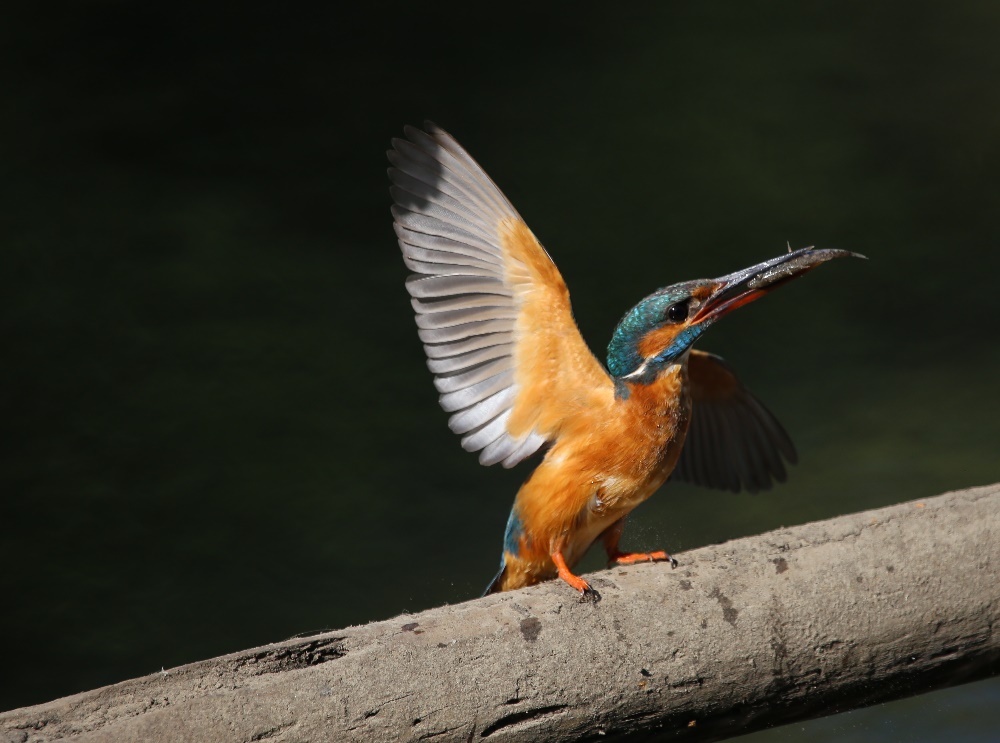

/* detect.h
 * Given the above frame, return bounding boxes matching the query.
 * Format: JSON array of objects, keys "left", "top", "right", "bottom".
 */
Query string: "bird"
[{"left": 387, "top": 123, "right": 861, "bottom": 599}]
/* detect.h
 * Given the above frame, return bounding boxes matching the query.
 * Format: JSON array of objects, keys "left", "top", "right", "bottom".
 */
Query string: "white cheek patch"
[
  {"left": 621, "top": 348, "right": 689, "bottom": 382},
  {"left": 622, "top": 360, "right": 650, "bottom": 380}
]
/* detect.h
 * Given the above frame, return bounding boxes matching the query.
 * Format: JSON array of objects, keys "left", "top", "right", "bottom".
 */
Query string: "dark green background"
[{"left": 2, "top": 2, "right": 998, "bottom": 739}]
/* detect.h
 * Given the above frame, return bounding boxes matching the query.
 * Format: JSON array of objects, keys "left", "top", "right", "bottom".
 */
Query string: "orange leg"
[
  {"left": 601, "top": 518, "right": 678, "bottom": 569},
  {"left": 551, "top": 550, "right": 600, "bottom": 602}
]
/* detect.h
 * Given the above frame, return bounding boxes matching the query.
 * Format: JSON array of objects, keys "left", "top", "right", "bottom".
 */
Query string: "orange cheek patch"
[{"left": 637, "top": 325, "right": 682, "bottom": 359}]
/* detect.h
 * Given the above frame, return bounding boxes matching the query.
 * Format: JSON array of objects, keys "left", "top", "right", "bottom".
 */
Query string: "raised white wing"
[{"left": 389, "top": 123, "right": 611, "bottom": 467}]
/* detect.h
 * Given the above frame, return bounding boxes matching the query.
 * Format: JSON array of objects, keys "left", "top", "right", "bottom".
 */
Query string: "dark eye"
[{"left": 666, "top": 300, "right": 689, "bottom": 323}]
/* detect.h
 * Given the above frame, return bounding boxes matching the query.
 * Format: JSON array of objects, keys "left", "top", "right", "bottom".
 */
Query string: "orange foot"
[
  {"left": 552, "top": 550, "right": 601, "bottom": 603},
  {"left": 609, "top": 550, "right": 679, "bottom": 569}
]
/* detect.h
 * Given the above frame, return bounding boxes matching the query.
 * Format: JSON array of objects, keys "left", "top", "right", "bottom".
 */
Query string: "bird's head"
[{"left": 606, "top": 247, "right": 862, "bottom": 383}]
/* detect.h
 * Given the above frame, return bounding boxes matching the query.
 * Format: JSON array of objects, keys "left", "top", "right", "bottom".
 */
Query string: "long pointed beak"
[{"left": 690, "top": 247, "right": 865, "bottom": 325}]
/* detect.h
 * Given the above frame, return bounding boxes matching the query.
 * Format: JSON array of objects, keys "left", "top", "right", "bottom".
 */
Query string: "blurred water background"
[{"left": 2, "top": 2, "right": 999, "bottom": 739}]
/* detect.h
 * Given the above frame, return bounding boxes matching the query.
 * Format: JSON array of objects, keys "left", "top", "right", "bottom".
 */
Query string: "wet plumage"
[{"left": 388, "top": 123, "right": 861, "bottom": 597}]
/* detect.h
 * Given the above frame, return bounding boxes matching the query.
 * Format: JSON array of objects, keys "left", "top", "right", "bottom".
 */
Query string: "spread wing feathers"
[
  {"left": 389, "top": 123, "right": 611, "bottom": 468},
  {"left": 672, "top": 350, "right": 798, "bottom": 493}
]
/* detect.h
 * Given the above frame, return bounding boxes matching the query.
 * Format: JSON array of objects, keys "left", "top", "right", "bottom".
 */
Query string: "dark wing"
[
  {"left": 388, "top": 123, "right": 612, "bottom": 468},
  {"left": 672, "top": 350, "right": 798, "bottom": 493}
]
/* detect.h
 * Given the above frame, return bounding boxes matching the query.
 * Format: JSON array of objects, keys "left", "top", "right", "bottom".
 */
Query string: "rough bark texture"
[{"left": 3, "top": 484, "right": 999, "bottom": 743}]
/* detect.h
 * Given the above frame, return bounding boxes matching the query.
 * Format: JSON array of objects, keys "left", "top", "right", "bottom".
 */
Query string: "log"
[{"left": 3, "top": 484, "right": 999, "bottom": 743}]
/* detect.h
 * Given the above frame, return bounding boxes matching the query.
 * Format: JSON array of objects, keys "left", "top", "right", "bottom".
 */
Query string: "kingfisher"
[{"left": 388, "top": 123, "right": 861, "bottom": 599}]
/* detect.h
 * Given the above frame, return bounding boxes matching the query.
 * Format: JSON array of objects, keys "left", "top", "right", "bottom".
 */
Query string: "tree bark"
[{"left": 3, "top": 484, "right": 999, "bottom": 743}]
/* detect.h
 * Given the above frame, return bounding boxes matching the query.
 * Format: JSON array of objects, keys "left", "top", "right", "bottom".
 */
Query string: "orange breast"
[{"left": 503, "top": 363, "right": 692, "bottom": 585}]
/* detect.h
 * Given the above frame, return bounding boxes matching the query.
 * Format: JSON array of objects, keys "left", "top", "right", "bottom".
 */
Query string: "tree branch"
[{"left": 3, "top": 484, "right": 999, "bottom": 743}]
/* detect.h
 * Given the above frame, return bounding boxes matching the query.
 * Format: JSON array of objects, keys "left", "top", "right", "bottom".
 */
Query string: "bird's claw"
[{"left": 580, "top": 585, "right": 602, "bottom": 604}]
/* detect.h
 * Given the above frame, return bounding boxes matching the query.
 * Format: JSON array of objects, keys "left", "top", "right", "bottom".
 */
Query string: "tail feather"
[{"left": 483, "top": 562, "right": 506, "bottom": 596}]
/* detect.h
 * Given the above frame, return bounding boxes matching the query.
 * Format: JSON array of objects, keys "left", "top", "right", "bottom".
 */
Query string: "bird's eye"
[{"left": 666, "top": 300, "right": 690, "bottom": 323}]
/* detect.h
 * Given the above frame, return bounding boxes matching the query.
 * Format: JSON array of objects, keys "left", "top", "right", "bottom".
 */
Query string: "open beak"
[{"left": 690, "top": 247, "right": 865, "bottom": 325}]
